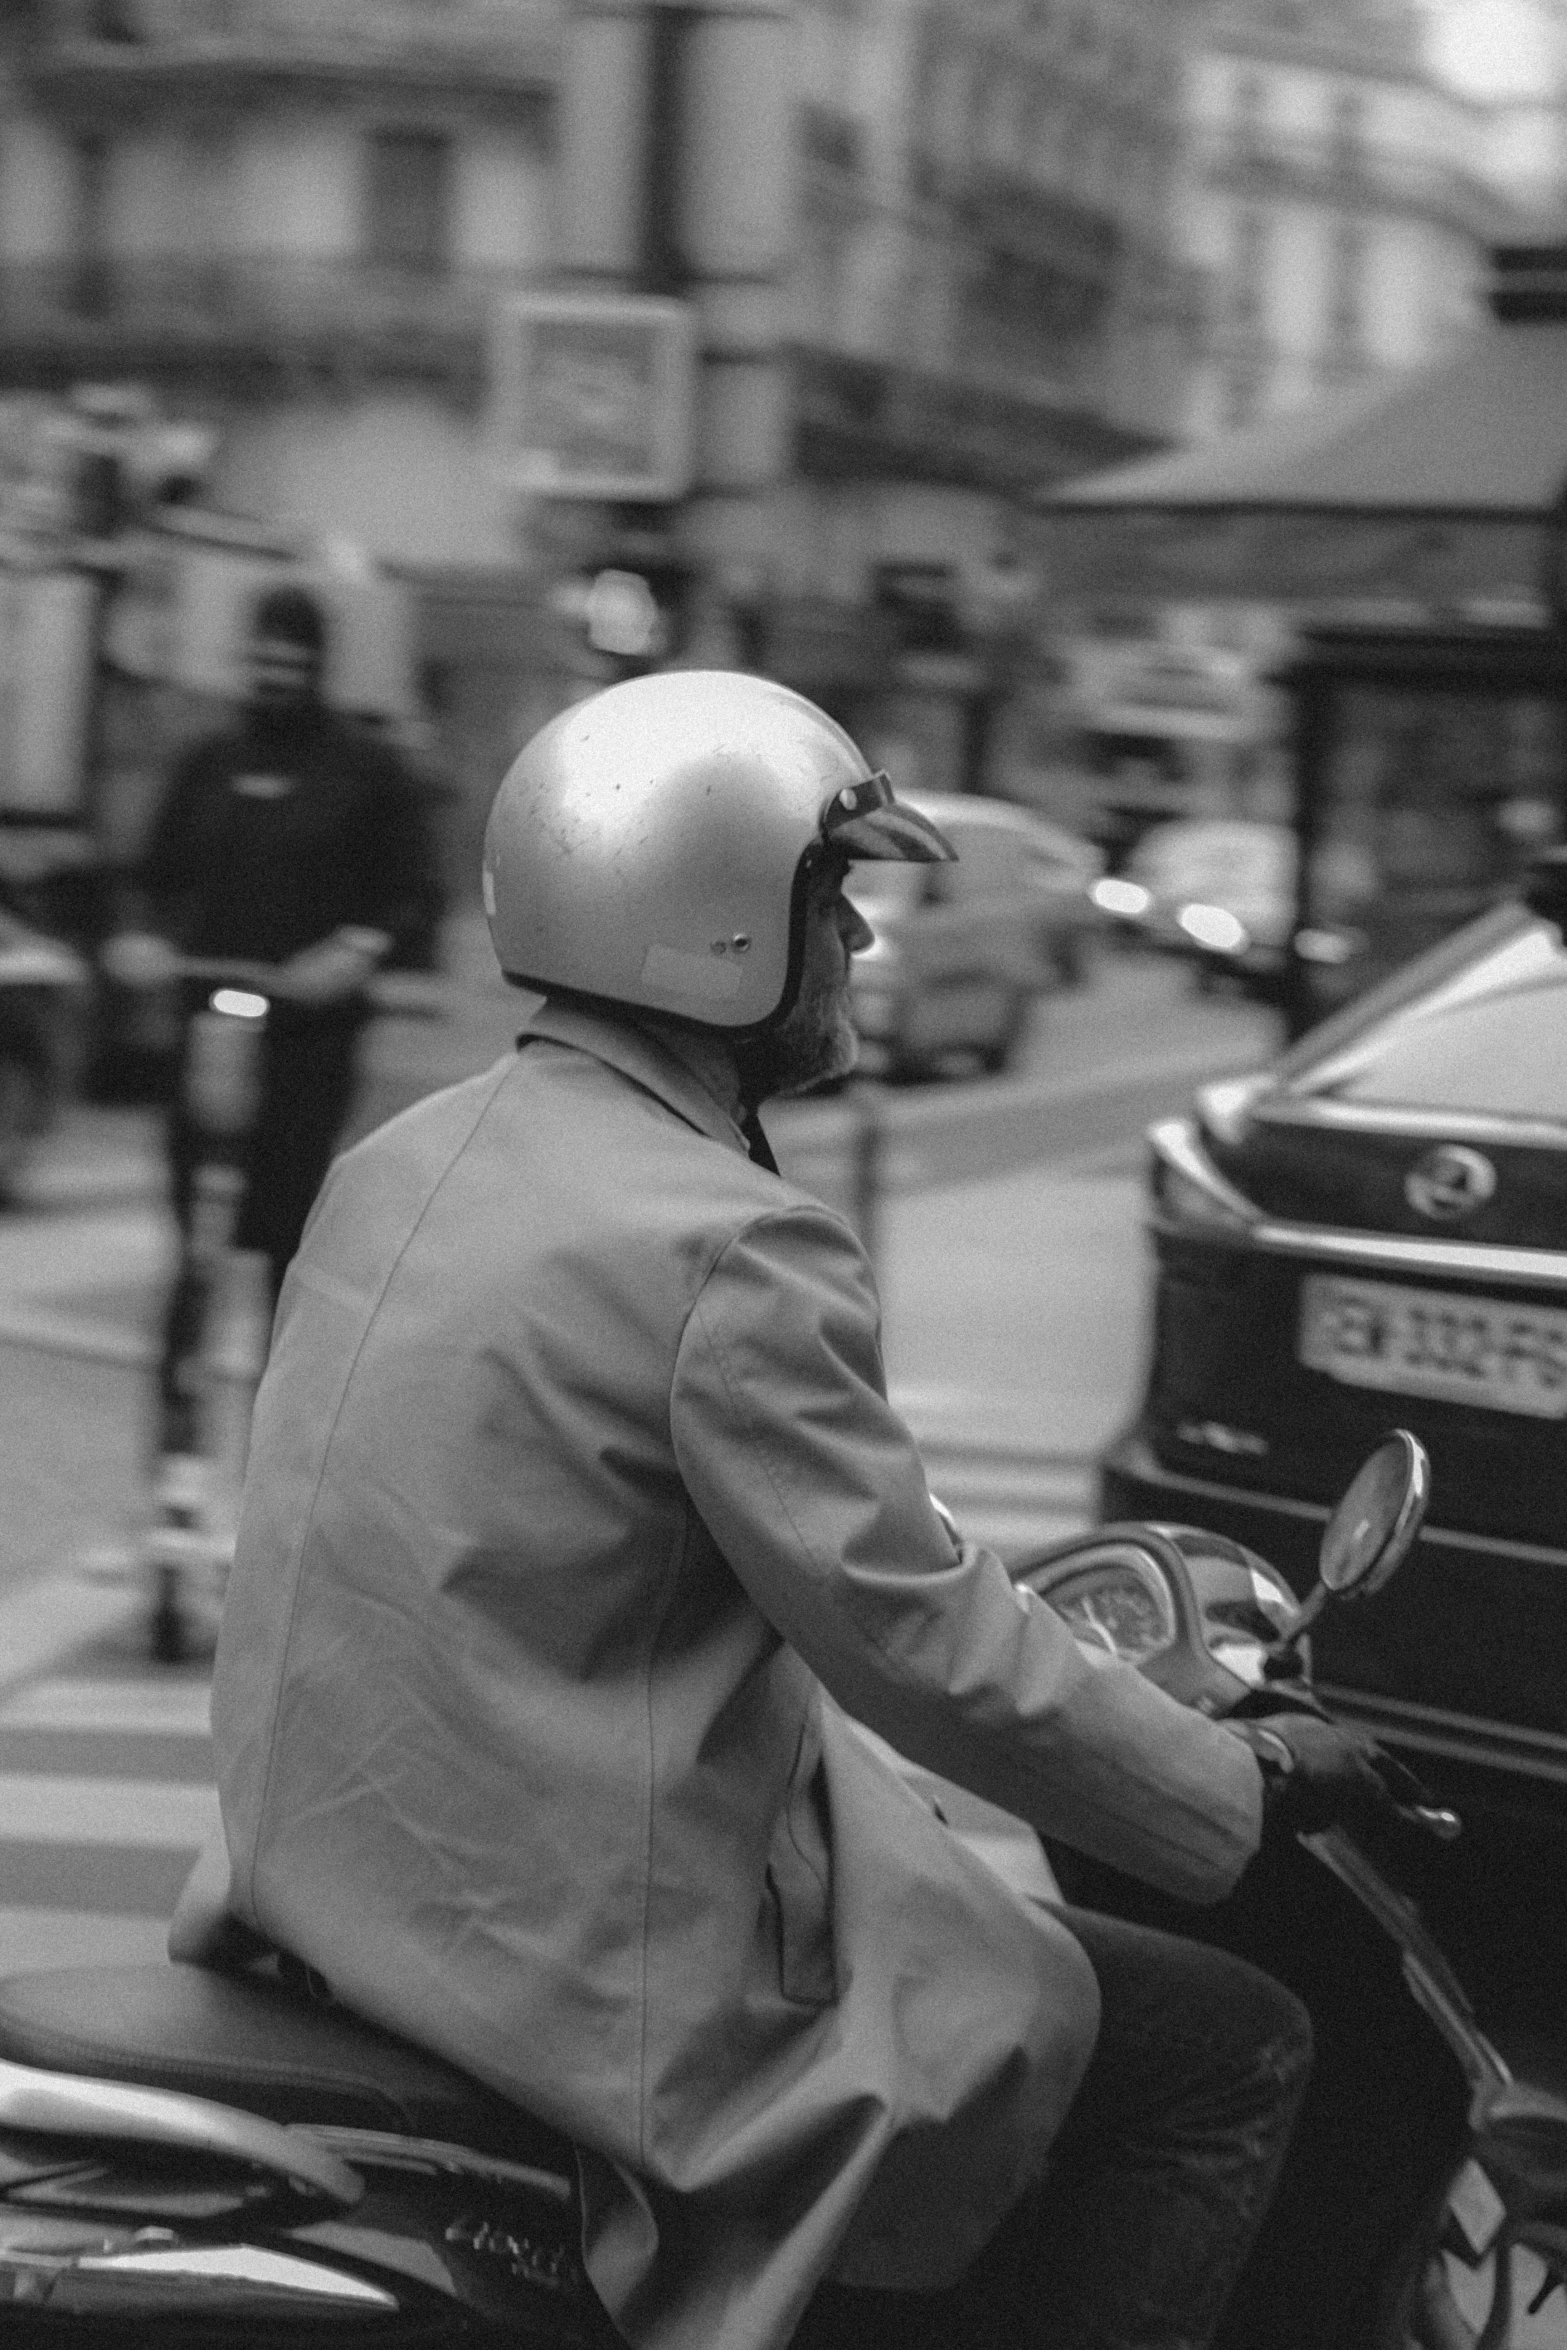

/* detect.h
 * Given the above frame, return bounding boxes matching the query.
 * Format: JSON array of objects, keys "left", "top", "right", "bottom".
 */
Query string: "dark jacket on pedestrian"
[{"left": 140, "top": 702, "right": 442, "bottom": 976}]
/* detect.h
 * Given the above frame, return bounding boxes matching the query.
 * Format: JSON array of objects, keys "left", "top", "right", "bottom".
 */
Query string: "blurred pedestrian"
[{"left": 102, "top": 580, "right": 444, "bottom": 1497}]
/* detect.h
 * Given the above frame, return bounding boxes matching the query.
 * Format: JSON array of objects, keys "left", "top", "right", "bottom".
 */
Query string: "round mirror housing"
[{"left": 1318, "top": 1431, "right": 1429, "bottom": 1598}]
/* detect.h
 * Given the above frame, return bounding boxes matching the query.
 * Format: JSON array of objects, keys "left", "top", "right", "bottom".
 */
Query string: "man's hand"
[
  {"left": 275, "top": 929, "right": 389, "bottom": 1007},
  {"left": 1227, "top": 1713, "right": 1405, "bottom": 1840},
  {"left": 100, "top": 931, "right": 180, "bottom": 989}
]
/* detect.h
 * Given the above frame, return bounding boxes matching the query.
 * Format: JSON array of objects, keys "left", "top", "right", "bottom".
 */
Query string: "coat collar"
[{"left": 519, "top": 998, "right": 752, "bottom": 1161}]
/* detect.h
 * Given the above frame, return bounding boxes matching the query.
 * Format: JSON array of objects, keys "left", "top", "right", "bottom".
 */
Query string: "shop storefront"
[{"left": 1281, "top": 617, "right": 1567, "bottom": 1036}]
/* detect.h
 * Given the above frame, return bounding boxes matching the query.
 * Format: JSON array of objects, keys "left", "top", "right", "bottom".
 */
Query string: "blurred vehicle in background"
[
  {"left": 1055, "top": 634, "right": 1288, "bottom": 871},
  {"left": 845, "top": 793, "right": 1104, "bottom": 1079},
  {"left": 1099, "top": 849, "right": 1567, "bottom": 1868},
  {"left": 0, "top": 902, "right": 90, "bottom": 1200},
  {"left": 1094, "top": 816, "right": 1310, "bottom": 1002}
]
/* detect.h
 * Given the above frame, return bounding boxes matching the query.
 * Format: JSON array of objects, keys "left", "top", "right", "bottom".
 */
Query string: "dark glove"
[{"left": 1229, "top": 1712, "right": 1403, "bottom": 1840}]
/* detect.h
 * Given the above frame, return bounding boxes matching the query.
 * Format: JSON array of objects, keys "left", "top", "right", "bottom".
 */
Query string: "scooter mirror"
[
  {"left": 1317, "top": 1430, "right": 1429, "bottom": 1598},
  {"left": 1263, "top": 1432, "right": 1430, "bottom": 1675}
]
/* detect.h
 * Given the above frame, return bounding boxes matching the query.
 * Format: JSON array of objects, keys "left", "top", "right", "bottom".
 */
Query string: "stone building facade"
[
  {"left": 1178, "top": 0, "right": 1551, "bottom": 439},
  {"left": 0, "top": 0, "right": 1559, "bottom": 864}
]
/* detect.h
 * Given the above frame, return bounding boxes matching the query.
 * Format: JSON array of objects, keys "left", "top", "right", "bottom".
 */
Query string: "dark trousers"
[
  {"left": 793, "top": 1904, "right": 1312, "bottom": 2350},
  {"left": 1049, "top": 1840, "right": 1471, "bottom": 2350},
  {"left": 157, "top": 1010, "right": 359, "bottom": 1458}
]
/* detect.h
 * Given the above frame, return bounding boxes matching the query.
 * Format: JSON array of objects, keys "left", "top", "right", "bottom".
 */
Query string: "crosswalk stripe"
[
  {"left": 3, "top": 1842, "right": 202, "bottom": 1919},
  {"left": 0, "top": 1909, "right": 175, "bottom": 1970},
  {"left": 0, "top": 1727, "right": 215, "bottom": 1782},
  {"left": 0, "top": 1773, "right": 219, "bottom": 1847},
  {"left": 0, "top": 1676, "right": 212, "bottom": 1735},
  {"left": 0, "top": 1671, "right": 217, "bottom": 1969}
]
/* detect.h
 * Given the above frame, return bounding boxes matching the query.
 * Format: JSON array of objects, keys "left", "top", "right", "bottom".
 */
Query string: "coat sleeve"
[{"left": 670, "top": 1203, "right": 1262, "bottom": 1905}]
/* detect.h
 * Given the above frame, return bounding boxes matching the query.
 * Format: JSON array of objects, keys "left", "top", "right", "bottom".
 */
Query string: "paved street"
[
  {"left": 0, "top": 1649, "right": 215, "bottom": 1971},
  {"left": 0, "top": 934, "right": 1278, "bottom": 1969}
]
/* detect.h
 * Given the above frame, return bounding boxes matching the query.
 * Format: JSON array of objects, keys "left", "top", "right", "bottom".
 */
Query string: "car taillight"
[{"left": 1149, "top": 1117, "right": 1260, "bottom": 1238}]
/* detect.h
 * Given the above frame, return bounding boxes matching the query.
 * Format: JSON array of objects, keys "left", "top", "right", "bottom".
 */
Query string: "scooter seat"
[{"left": 0, "top": 1963, "right": 576, "bottom": 2177}]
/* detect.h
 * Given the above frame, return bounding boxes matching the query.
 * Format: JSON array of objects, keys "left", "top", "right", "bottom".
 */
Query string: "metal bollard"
[{"left": 204, "top": 1245, "right": 273, "bottom": 1495}]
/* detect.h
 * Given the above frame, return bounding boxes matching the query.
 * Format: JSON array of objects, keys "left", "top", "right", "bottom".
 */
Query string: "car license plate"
[{"left": 1299, "top": 1274, "right": 1567, "bottom": 1419}]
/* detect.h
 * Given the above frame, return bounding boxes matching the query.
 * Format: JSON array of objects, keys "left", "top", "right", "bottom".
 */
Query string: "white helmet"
[{"left": 483, "top": 670, "right": 954, "bottom": 1033}]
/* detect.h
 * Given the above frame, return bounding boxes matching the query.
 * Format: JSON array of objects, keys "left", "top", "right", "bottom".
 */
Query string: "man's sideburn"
[{"left": 739, "top": 887, "right": 863, "bottom": 1102}]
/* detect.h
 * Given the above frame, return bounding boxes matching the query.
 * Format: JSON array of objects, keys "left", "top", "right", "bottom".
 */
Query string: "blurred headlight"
[
  {"left": 1091, "top": 876, "right": 1152, "bottom": 919},
  {"left": 1196, "top": 1072, "right": 1272, "bottom": 1148},
  {"left": 1176, "top": 902, "right": 1249, "bottom": 955},
  {"left": 1292, "top": 925, "right": 1365, "bottom": 966},
  {"left": 1149, "top": 1117, "right": 1259, "bottom": 1237}
]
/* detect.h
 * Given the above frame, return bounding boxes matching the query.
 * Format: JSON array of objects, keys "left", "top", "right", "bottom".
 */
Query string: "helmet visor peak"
[{"left": 818, "top": 772, "right": 956, "bottom": 864}]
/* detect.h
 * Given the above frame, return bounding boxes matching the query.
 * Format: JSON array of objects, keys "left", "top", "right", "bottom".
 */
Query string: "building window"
[
  {"left": 70, "top": 131, "right": 111, "bottom": 316},
  {"left": 801, "top": 101, "right": 863, "bottom": 175},
  {"left": 364, "top": 129, "right": 453, "bottom": 272},
  {"left": 1327, "top": 214, "right": 1365, "bottom": 367},
  {"left": 1329, "top": 85, "right": 1365, "bottom": 184},
  {"left": 1023, "top": 82, "right": 1056, "bottom": 172},
  {"left": 1231, "top": 206, "right": 1266, "bottom": 328},
  {"left": 1226, "top": 352, "right": 1266, "bottom": 428},
  {"left": 86, "top": 0, "right": 142, "bottom": 35},
  {"left": 1233, "top": 70, "right": 1265, "bottom": 165}
]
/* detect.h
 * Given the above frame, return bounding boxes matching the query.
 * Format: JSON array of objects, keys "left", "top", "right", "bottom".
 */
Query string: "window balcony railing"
[
  {"left": 23, "top": 0, "right": 556, "bottom": 104},
  {"left": 0, "top": 255, "right": 1161, "bottom": 491},
  {"left": 788, "top": 341, "right": 1156, "bottom": 493},
  {"left": 799, "top": 101, "right": 865, "bottom": 177},
  {"left": 43, "top": 0, "right": 554, "bottom": 44},
  {"left": 0, "top": 253, "right": 541, "bottom": 396},
  {"left": 1198, "top": 125, "right": 1511, "bottom": 241}
]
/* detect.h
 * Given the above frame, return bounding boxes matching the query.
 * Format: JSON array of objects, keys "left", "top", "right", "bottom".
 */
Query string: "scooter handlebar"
[{"left": 1367, "top": 1743, "right": 1463, "bottom": 1842}]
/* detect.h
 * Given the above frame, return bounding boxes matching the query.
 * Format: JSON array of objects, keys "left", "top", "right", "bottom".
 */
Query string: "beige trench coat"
[{"left": 209, "top": 1001, "right": 1263, "bottom": 2350}]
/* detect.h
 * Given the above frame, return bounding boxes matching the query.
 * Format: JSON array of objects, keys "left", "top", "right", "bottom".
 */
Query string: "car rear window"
[{"left": 1281, "top": 904, "right": 1567, "bottom": 1122}]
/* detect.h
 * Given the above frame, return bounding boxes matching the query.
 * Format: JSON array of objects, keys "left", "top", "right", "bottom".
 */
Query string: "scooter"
[
  {"left": 1018, "top": 1434, "right": 1567, "bottom": 2350},
  {"left": 0, "top": 1437, "right": 1562, "bottom": 2346}
]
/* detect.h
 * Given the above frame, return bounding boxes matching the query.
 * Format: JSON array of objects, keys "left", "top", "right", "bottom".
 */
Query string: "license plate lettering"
[
  {"left": 1324, "top": 1295, "right": 1386, "bottom": 1360},
  {"left": 1300, "top": 1276, "right": 1567, "bottom": 1419},
  {"left": 1536, "top": 1320, "right": 1567, "bottom": 1390},
  {"left": 1406, "top": 1307, "right": 1495, "bottom": 1383}
]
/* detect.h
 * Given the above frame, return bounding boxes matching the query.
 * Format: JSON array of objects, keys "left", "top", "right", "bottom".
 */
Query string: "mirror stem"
[{"left": 1265, "top": 1578, "right": 1328, "bottom": 1670}]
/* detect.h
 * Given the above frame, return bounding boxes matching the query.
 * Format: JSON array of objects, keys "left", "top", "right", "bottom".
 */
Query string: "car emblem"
[{"left": 1404, "top": 1145, "right": 1497, "bottom": 1221}]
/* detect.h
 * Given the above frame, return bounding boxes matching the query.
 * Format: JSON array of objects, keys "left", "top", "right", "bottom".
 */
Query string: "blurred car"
[
  {"left": 1096, "top": 817, "right": 1303, "bottom": 1000},
  {"left": 1098, "top": 850, "right": 1567, "bottom": 1839},
  {"left": 845, "top": 794, "right": 1104, "bottom": 1079}
]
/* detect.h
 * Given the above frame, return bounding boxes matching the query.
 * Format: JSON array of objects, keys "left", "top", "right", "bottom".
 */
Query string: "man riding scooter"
[{"left": 194, "top": 672, "right": 1407, "bottom": 2350}]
